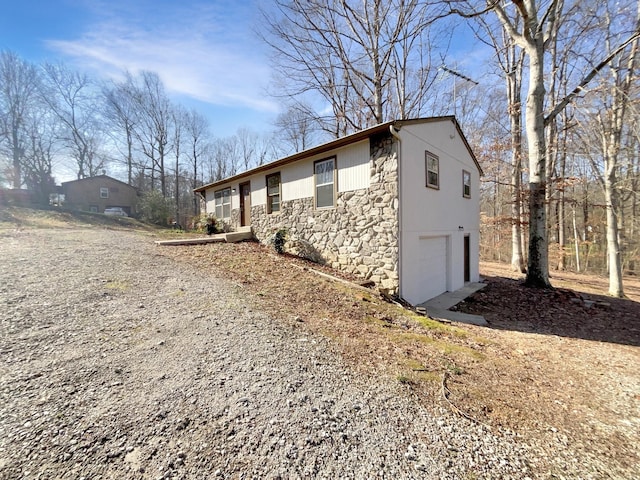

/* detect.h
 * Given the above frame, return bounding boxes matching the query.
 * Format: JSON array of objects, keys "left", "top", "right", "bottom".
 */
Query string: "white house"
[{"left": 194, "top": 116, "right": 482, "bottom": 305}]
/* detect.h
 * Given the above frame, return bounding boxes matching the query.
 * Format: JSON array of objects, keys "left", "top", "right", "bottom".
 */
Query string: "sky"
[
  {"left": 0, "top": 0, "right": 490, "bottom": 184},
  {"left": 0, "top": 0, "right": 279, "bottom": 137}
]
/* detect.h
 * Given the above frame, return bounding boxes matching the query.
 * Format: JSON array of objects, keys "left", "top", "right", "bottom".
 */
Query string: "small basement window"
[
  {"left": 425, "top": 152, "right": 439, "bottom": 189},
  {"left": 463, "top": 170, "right": 471, "bottom": 198},
  {"left": 214, "top": 188, "right": 231, "bottom": 219},
  {"left": 266, "top": 172, "right": 281, "bottom": 214},
  {"left": 100, "top": 187, "right": 109, "bottom": 198}
]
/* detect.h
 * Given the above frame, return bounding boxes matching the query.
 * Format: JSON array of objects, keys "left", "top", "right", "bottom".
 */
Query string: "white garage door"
[{"left": 417, "top": 236, "right": 448, "bottom": 302}]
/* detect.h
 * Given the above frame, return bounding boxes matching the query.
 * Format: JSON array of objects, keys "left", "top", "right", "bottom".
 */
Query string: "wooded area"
[{"left": 1, "top": 0, "right": 639, "bottom": 297}]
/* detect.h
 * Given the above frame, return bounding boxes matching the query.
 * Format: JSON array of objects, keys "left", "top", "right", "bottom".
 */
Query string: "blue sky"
[
  {"left": 0, "top": 0, "right": 489, "bottom": 141},
  {"left": 0, "top": 0, "right": 278, "bottom": 137}
]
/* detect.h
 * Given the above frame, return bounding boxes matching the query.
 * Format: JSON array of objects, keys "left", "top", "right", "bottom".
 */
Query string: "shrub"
[
  {"left": 138, "top": 190, "right": 172, "bottom": 225},
  {"left": 270, "top": 228, "right": 288, "bottom": 254}
]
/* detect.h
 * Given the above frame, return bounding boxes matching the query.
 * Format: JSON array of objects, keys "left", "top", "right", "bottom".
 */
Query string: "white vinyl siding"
[
  {"left": 399, "top": 119, "right": 481, "bottom": 303},
  {"left": 337, "top": 140, "right": 369, "bottom": 192},
  {"left": 282, "top": 160, "right": 314, "bottom": 201}
]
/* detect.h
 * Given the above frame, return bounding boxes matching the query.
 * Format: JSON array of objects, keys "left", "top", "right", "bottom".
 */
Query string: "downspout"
[{"left": 389, "top": 124, "right": 402, "bottom": 298}]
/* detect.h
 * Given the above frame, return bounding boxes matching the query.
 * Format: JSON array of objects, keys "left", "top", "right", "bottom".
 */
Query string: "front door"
[
  {"left": 240, "top": 182, "right": 251, "bottom": 227},
  {"left": 464, "top": 235, "right": 470, "bottom": 282}
]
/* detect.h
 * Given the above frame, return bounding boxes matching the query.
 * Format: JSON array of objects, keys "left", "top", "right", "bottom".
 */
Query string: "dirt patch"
[
  {"left": 451, "top": 263, "right": 640, "bottom": 474},
  {"left": 159, "top": 242, "right": 640, "bottom": 478}
]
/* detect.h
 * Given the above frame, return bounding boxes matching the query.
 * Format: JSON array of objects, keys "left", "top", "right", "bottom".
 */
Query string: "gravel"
[{"left": 1, "top": 228, "right": 543, "bottom": 479}]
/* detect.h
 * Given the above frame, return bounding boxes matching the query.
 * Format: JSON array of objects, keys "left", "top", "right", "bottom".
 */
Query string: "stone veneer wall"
[{"left": 251, "top": 133, "right": 399, "bottom": 292}]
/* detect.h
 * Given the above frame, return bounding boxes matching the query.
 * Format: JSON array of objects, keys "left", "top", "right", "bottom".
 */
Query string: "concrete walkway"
[
  {"left": 418, "top": 282, "right": 488, "bottom": 326},
  {"left": 154, "top": 227, "right": 253, "bottom": 246}
]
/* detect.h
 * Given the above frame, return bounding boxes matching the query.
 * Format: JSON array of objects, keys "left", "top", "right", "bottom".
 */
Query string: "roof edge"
[
  {"left": 61, "top": 174, "right": 135, "bottom": 189},
  {"left": 194, "top": 116, "right": 483, "bottom": 192},
  {"left": 194, "top": 121, "right": 395, "bottom": 193}
]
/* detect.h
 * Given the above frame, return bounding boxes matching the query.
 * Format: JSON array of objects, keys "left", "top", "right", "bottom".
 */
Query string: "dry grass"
[{"left": 159, "top": 241, "right": 639, "bottom": 477}]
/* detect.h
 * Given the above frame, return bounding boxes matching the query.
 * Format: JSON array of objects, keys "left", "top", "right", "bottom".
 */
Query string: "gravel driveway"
[{"left": 1, "top": 228, "right": 537, "bottom": 479}]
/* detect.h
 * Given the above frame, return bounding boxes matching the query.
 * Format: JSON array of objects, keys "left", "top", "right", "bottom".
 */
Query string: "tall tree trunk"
[
  {"left": 507, "top": 65, "right": 526, "bottom": 272},
  {"left": 599, "top": 0, "right": 638, "bottom": 296},
  {"left": 604, "top": 162, "right": 624, "bottom": 296},
  {"left": 572, "top": 204, "right": 580, "bottom": 272},
  {"left": 11, "top": 127, "right": 21, "bottom": 188},
  {"left": 556, "top": 122, "right": 568, "bottom": 270},
  {"left": 525, "top": 40, "right": 551, "bottom": 287},
  {"left": 126, "top": 130, "right": 133, "bottom": 185}
]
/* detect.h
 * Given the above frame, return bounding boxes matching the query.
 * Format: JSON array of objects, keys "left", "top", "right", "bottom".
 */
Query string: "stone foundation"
[{"left": 250, "top": 134, "right": 399, "bottom": 293}]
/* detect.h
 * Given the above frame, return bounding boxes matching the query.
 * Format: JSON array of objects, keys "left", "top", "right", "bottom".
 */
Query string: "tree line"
[
  {"left": 2, "top": 0, "right": 639, "bottom": 298},
  {"left": 0, "top": 57, "right": 303, "bottom": 224}
]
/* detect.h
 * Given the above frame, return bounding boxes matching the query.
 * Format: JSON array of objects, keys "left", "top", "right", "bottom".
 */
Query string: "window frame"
[
  {"left": 100, "top": 187, "right": 109, "bottom": 198},
  {"left": 266, "top": 172, "right": 281, "bottom": 214},
  {"left": 314, "top": 156, "right": 336, "bottom": 209},
  {"left": 425, "top": 151, "right": 439, "bottom": 189},
  {"left": 214, "top": 187, "right": 231, "bottom": 219},
  {"left": 462, "top": 170, "right": 471, "bottom": 198}
]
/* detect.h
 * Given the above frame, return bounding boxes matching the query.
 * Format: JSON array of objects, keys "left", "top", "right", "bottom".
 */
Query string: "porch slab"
[{"left": 417, "top": 282, "right": 488, "bottom": 326}]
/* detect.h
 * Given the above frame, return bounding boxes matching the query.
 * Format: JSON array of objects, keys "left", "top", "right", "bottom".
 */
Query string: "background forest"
[{"left": 1, "top": 0, "right": 639, "bottom": 295}]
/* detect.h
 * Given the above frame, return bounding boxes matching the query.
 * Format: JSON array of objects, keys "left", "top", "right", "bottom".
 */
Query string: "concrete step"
[
  {"left": 224, "top": 231, "right": 253, "bottom": 243},
  {"left": 425, "top": 308, "right": 488, "bottom": 326},
  {"left": 155, "top": 235, "right": 226, "bottom": 246}
]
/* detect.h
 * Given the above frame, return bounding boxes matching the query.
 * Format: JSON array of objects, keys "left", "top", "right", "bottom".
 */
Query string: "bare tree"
[
  {"left": 0, "top": 51, "right": 40, "bottom": 188},
  {"left": 171, "top": 105, "right": 186, "bottom": 223},
  {"left": 103, "top": 75, "right": 139, "bottom": 185},
  {"left": 41, "top": 62, "right": 105, "bottom": 179},
  {"left": 449, "top": 0, "right": 640, "bottom": 289},
  {"left": 237, "top": 127, "right": 258, "bottom": 171},
  {"left": 489, "top": 0, "right": 563, "bottom": 288},
  {"left": 183, "top": 108, "right": 211, "bottom": 215},
  {"left": 469, "top": 13, "right": 527, "bottom": 272},
  {"left": 574, "top": 0, "right": 639, "bottom": 297},
  {"left": 21, "top": 106, "right": 59, "bottom": 203},
  {"left": 130, "top": 72, "right": 174, "bottom": 196},
  {"left": 261, "top": 0, "right": 446, "bottom": 136},
  {"left": 273, "top": 102, "right": 319, "bottom": 154},
  {"left": 256, "top": 133, "right": 279, "bottom": 166}
]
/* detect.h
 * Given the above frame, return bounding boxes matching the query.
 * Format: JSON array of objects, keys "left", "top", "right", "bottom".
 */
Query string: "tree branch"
[{"left": 545, "top": 27, "right": 640, "bottom": 125}]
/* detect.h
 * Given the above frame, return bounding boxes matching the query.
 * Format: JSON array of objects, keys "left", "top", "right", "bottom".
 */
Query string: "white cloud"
[{"left": 46, "top": 1, "right": 278, "bottom": 113}]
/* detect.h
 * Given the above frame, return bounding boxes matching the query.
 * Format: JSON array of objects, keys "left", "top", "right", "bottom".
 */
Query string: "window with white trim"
[
  {"left": 463, "top": 170, "right": 471, "bottom": 198},
  {"left": 100, "top": 187, "right": 109, "bottom": 198},
  {"left": 425, "top": 151, "right": 439, "bottom": 189},
  {"left": 266, "top": 172, "right": 281, "bottom": 214},
  {"left": 315, "top": 157, "right": 335, "bottom": 208},
  {"left": 214, "top": 188, "right": 231, "bottom": 219}
]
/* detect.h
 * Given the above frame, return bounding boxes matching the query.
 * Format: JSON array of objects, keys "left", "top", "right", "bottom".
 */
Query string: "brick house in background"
[
  {"left": 195, "top": 116, "right": 483, "bottom": 305},
  {"left": 62, "top": 175, "right": 138, "bottom": 216}
]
